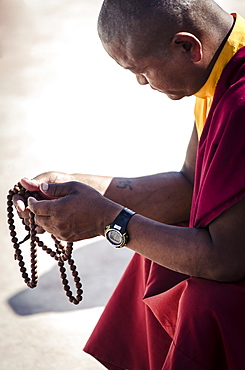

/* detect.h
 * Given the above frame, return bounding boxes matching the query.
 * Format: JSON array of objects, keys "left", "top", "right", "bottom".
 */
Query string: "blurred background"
[{"left": 0, "top": 0, "right": 244, "bottom": 369}]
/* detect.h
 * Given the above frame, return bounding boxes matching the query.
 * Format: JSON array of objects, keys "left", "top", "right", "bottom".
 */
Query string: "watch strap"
[
  {"left": 105, "top": 208, "right": 136, "bottom": 247},
  {"left": 111, "top": 208, "right": 135, "bottom": 234}
]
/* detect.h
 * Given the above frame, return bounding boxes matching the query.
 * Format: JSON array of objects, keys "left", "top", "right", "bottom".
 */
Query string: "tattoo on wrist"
[{"left": 116, "top": 180, "right": 133, "bottom": 190}]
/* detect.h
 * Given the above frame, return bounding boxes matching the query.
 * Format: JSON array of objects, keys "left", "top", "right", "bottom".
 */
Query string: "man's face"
[{"left": 104, "top": 41, "right": 198, "bottom": 100}]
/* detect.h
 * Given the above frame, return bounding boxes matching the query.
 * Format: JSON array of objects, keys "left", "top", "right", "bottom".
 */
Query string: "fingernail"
[
  {"left": 41, "top": 183, "right": 49, "bottom": 192},
  {"left": 27, "top": 197, "right": 37, "bottom": 207},
  {"left": 16, "top": 200, "right": 25, "bottom": 212}
]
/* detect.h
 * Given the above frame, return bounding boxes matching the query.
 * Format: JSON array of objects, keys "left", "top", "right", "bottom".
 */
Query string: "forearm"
[
  {"left": 18, "top": 170, "right": 192, "bottom": 228},
  {"left": 126, "top": 214, "right": 219, "bottom": 281},
  {"left": 72, "top": 171, "right": 193, "bottom": 225},
  {"left": 106, "top": 172, "right": 193, "bottom": 224}
]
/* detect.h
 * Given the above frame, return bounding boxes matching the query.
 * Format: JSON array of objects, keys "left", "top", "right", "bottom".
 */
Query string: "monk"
[{"left": 14, "top": 0, "right": 245, "bottom": 368}]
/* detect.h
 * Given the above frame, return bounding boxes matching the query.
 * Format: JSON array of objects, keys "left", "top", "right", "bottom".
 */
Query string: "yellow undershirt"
[{"left": 194, "top": 14, "right": 245, "bottom": 138}]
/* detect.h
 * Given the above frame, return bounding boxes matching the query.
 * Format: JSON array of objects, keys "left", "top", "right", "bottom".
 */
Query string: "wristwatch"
[{"left": 104, "top": 208, "right": 136, "bottom": 248}]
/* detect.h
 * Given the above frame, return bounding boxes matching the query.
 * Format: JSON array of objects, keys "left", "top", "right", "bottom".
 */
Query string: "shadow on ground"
[{"left": 8, "top": 238, "right": 133, "bottom": 316}]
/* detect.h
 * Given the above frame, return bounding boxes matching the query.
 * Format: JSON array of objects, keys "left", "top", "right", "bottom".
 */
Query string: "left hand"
[
  {"left": 13, "top": 172, "right": 74, "bottom": 233},
  {"left": 28, "top": 181, "right": 122, "bottom": 242}
]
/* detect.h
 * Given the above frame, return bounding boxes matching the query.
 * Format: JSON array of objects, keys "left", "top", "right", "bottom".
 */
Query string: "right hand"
[{"left": 13, "top": 171, "right": 74, "bottom": 233}]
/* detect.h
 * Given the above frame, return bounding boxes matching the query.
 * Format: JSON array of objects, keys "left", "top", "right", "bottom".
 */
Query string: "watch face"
[{"left": 107, "top": 229, "right": 123, "bottom": 246}]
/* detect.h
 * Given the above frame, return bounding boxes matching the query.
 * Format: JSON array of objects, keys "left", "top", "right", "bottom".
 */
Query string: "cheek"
[
  {"left": 149, "top": 72, "right": 168, "bottom": 90},
  {"left": 156, "top": 70, "right": 182, "bottom": 89}
]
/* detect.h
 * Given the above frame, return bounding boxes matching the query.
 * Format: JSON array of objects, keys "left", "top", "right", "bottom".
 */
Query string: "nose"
[{"left": 136, "top": 74, "right": 149, "bottom": 85}]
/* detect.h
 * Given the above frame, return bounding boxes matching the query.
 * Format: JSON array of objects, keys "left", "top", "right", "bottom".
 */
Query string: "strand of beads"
[
  {"left": 7, "top": 184, "right": 83, "bottom": 304},
  {"left": 7, "top": 186, "right": 38, "bottom": 288}
]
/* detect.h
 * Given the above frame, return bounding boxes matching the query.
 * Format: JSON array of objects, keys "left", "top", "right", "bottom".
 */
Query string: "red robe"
[{"left": 84, "top": 47, "right": 245, "bottom": 369}]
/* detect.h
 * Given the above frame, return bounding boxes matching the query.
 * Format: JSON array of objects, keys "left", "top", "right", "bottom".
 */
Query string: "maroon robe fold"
[
  {"left": 190, "top": 46, "right": 245, "bottom": 228},
  {"left": 84, "top": 47, "right": 245, "bottom": 369}
]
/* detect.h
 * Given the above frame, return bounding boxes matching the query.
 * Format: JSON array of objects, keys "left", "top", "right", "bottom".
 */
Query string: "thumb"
[{"left": 40, "top": 182, "right": 74, "bottom": 198}]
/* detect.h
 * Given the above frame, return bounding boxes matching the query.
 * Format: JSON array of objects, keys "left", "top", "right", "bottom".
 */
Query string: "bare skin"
[{"left": 13, "top": 6, "right": 245, "bottom": 283}]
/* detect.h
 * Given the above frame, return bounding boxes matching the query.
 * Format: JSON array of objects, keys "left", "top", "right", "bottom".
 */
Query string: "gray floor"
[{"left": 1, "top": 1, "right": 244, "bottom": 369}]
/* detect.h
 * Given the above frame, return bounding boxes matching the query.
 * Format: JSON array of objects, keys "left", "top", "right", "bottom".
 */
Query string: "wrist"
[{"left": 100, "top": 201, "right": 124, "bottom": 236}]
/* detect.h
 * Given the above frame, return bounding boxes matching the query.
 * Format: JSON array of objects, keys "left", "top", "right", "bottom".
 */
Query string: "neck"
[{"left": 200, "top": 12, "right": 234, "bottom": 89}]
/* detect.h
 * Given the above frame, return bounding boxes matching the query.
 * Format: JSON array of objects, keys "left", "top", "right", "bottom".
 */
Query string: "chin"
[
  {"left": 166, "top": 93, "right": 185, "bottom": 100},
  {"left": 155, "top": 88, "right": 187, "bottom": 100}
]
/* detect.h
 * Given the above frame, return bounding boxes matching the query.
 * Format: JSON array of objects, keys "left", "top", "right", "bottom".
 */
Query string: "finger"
[
  {"left": 17, "top": 210, "right": 31, "bottom": 221},
  {"left": 20, "top": 177, "right": 40, "bottom": 192},
  {"left": 40, "top": 182, "right": 76, "bottom": 198},
  {"left": 12, "top": 194, "right": 26, "bottom": 212},
  {"left": 28, "top": 197, "right": 56, "bottom": 217},
  {"left": 23, "top": 214, "right": 45, "bottom": 234},
  {"left": 35, "top": 225, "right": 45, "bottom": 234}
]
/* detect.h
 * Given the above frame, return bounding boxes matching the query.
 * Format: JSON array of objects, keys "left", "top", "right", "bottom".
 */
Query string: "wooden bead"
[
  {"left": 17, "top": 254, "right": 23, "bottom": 262},
  {"left": 76, "top": 282, "right": 82, "bottom": 289}
]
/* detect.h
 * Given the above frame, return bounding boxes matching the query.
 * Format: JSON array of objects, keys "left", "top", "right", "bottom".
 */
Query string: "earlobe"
[{"left": 172, "top": 32, "right": 203, "bottom": 62}]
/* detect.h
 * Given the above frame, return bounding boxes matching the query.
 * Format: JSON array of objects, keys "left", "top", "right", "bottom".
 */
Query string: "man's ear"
[{"left": 172, "top": 32, "right": 203, "bottom": 62}]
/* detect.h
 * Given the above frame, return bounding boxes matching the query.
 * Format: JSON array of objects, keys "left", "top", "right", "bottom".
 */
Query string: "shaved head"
[{"left": 98, "top": 0, "right": 228, "bottom": 59}]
